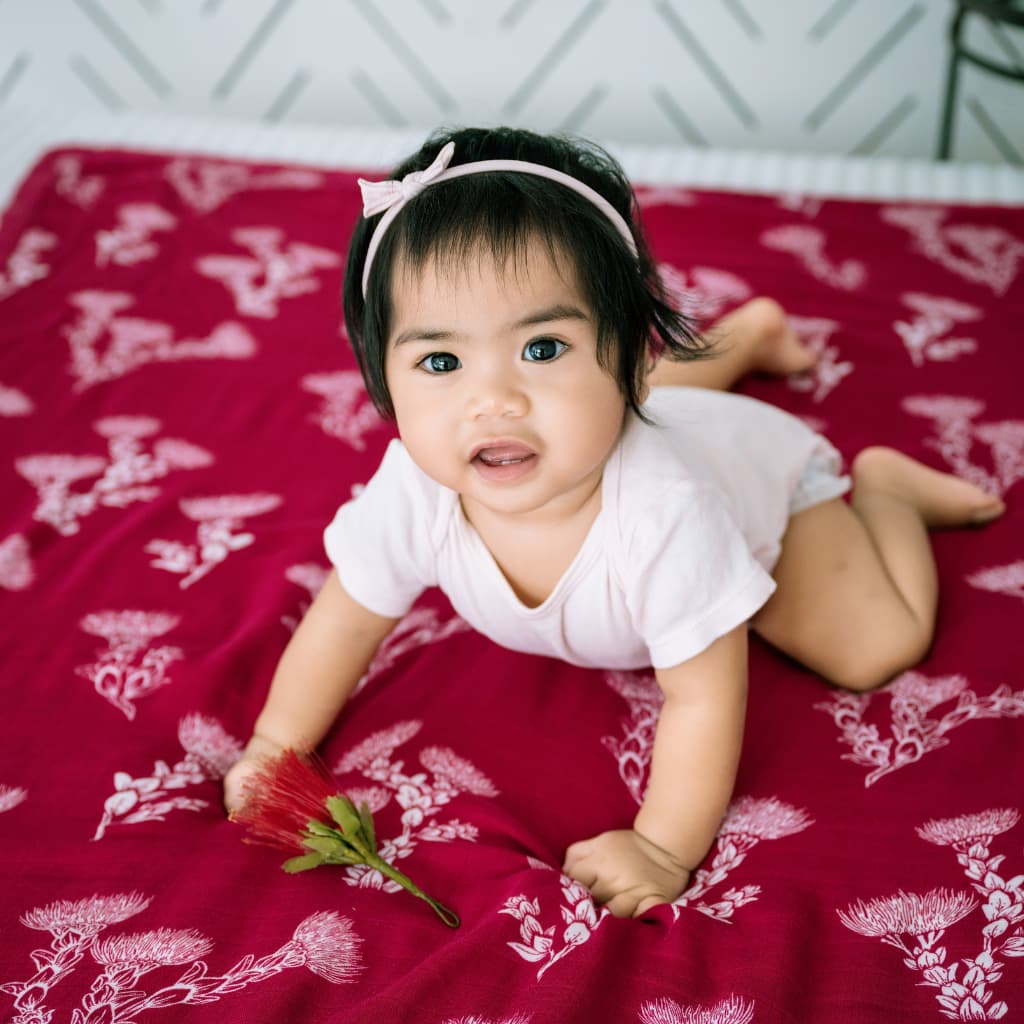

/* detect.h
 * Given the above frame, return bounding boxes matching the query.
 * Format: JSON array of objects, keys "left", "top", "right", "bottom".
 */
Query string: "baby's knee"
[
  {"left": 828, "top": 660, "right": 894, "bottom": 693},
  {"left": 824, "top": 630, "right": 932, "bottom": 693}
]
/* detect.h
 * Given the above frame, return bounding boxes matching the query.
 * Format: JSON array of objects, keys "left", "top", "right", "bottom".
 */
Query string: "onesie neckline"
[{"left": 446, "top": 443, "right": 622, "bottom": 619}]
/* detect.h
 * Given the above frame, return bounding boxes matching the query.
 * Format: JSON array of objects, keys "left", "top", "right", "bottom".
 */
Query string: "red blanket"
[{"left": 1, "top": 147, "right": 1022, "bottom": 1023}]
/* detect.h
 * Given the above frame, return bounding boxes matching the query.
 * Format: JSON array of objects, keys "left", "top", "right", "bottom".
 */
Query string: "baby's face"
[{"left": 384, "top": 236, "right": 627, "bottom": 525}]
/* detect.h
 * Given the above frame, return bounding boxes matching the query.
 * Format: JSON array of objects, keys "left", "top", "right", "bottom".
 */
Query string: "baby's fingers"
[
  {"left": 222, "top": 761, "right": 253, "bottom": 815},
  {"left": 562, "top": 845, "right": 598, "bottom": 889},
  {"left": 562, "top": 839, "right": 594, "bottom": 874},
  {"left": 223, "top": 735, "right": 285, "bottom": 814},
  {"left": 633, "top": 892, "right": 670, "bottom": 918},
  {"left": 604, "top": 885, "right": 669, "bottom": 919},
  {"left": 562, "top": 838, "right": 594, "bottom": 866}
]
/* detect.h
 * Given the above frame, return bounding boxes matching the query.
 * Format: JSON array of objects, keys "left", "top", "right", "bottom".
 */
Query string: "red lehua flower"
[
  {"left": 231, "top": 749, "right": 338, "bottom": 852},
  {"left": 232, "top": 748, "right": 461, "bottom": 927}
]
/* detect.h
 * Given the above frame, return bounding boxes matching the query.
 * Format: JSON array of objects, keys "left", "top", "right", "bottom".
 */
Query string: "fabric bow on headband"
[
  {"left": 357, "top": 141, "right": 456, "bottom": 218},
  {"left": 356, "top": 140, "right": 639, "bottom": 296}
]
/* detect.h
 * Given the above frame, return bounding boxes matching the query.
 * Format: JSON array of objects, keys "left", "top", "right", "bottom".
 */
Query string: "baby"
[{"left": 224, "top": 126, "right": 1004, "bottom": 918}]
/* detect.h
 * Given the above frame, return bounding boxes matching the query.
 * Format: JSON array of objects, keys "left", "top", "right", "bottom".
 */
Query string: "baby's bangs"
[{"left": 388, "top": 175, "right": 587, "bottom": 287}]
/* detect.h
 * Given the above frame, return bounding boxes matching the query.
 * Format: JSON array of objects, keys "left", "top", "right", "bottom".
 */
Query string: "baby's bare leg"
[
  {"left": 648, "top": 297, "right": 816, "bottom": 391},
  {"left": 752, "top": 447, "right": 1005, "bottom": 691}
]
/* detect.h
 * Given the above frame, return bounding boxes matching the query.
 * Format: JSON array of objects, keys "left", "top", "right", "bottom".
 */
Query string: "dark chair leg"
[{"left": 937, "top": 7, "right": 967, "bottom": 160}]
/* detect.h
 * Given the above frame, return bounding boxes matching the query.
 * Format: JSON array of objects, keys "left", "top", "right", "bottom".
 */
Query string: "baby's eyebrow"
[
  {"left": 513, "top": 304, "right": 590, "bottom": 329},
  {"left": 391, "top": 304, "right": 589, "bottom": 348},
  {"left": 392, "top": 327, "right": 454, "bottom": 347}
]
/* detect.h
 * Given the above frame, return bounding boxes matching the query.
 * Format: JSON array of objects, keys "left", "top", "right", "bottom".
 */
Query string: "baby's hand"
[
  {"left": 562, "top": 829, "right": 692, "bottom": 918},
  {"left": 222, "top": 734, "right": 284, "bottom": 815}
]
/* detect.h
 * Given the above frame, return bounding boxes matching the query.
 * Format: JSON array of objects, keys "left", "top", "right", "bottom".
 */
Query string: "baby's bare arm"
[
  {"left": 635, "top": 624, "right": 748, "bottom": 871},
  {"left": 563, "top": 625, "right": 748, "bottom": 917},
  {"left": 223, "top": 569, "right": 400, "bottom": 812}
]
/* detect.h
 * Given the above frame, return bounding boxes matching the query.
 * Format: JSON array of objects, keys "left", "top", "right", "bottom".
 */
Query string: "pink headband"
[{"left": 357, "top": 140, "right": 638, "bottom": 297}]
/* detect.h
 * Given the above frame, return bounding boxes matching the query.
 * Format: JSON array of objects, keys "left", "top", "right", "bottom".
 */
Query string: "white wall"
[{"left": 1, "top": 0, "right": 1021, "bottom": 163}]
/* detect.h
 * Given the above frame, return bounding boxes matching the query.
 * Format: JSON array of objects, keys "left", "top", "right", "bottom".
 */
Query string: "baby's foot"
[
  {"left": 733, "top": 297, "right": 817, "bottom": 376},
  {"left": 852, "top": 446, "right": 1005, "bottom": 527}
]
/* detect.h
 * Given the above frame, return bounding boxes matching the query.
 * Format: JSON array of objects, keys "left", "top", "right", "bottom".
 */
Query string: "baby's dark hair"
[{"left": 342, "top": 125, "right": 709, "bottom": 420}]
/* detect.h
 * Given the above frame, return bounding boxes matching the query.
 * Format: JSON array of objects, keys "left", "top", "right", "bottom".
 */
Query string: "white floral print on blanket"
[
  {"left": 93, "top": 714, "right": 244, "bottom": 840},
  {"left": 0, "top": 534, "right": 33, "bottom": 591},
  {"left": 95, "top": 204, "right": 177, "bottom": 268},
  {"left": 53, "top": 155, "right": 104, "bottom": 208},
  {"left": 760, "top": 224, "right": 866, "bottom": 291},
  {"left": 0, "top": 893, "right": 362, "bottom": 1023},
  {"left": 501, "top": 860, "right": 607, "bottom": 980},
  {"left": 634, "top": 186, "right": 696, "bottom": 209},
  {"left": 903, "top": 395, "right": 1024, "bottom": 498},
  {"left": 817, "top": 670, "right": 1024, "bottom": 788},
  {"left": 0, "top": 383, "right": 33, "bottom": 417},
  {"left": 17, "top": 415, "right": 213, "bottom": 537},
  {"left": 442, "top": 1015, "right": 532, "bottom": 1024},
  {"left": 968, "top": 561, "right": 1024, "bottom": 602},
  {"left": 786, "top": 316, "right": 853, "bottom": 404},
  {"left": 638, "top": 994, "right": 755, "bottom": 1024},
  {"left": 881, "top": 206, "right": 1024, "bottom": 296},
  {"left": 302, "top": 370, "right": 385, "bottom": 451},
  {"left": 0, "top": 785, "right": 27, "bottom": 814},
  {"left": 333, "top": 721, "right": 497, "bottom": 896},
  {"left": 196, "top": 227, "right": 340, "bottom": 319},
  {"left": 657, "top": 262, "right": 753, "bottom": 321},
  {"left": 146, "top": 493, "right": 282, "bottom": 589},
  {"left": 0, "top": 228, "right": 56, "bottom": 301},
  {"left": 673, "top": 796, "right": 814, "bottom": 923},
  {"left": 63, "top": 290, "right": 256, "bottom": 391},
  {"left": 839, "top": 807, "right": 1023, "bottom": 1021},
  {"left": 893, "top": 293, "right": 981, "bottom": 367},
  {"left": 75, "top": 610, "right": 184, "bottom": 720},
  {"left": 164, "top": 158, "right": 323, "bottom": 214}
]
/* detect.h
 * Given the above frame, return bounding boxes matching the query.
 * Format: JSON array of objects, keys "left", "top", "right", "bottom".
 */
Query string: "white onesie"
[{"left": 324, "top": 387, "right": 848, "bottom": 671}]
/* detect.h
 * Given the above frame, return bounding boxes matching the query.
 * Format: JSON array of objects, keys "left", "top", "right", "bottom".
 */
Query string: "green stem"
[
  {"left": 366, "top": 853, "right": 461, "bottom": 928},
  {"left": 310, "top": 821, "right": 461, "bottom": 927}
]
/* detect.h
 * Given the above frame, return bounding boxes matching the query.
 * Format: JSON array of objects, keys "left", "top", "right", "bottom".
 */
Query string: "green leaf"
[
  {"left": 303, "top": 835, "right": 345, "bottom": 857},
  {"left": 357, "top": 801, "right": 377, "bottom": 852},
  {"left": 301, "top": 833, "right": 364, "bottom": 865},
  {"left": 326, "top": 795, "right": 362, "bottom": 835},
  {"left": 306, "top": 820, "right": 342, "bottom": 840},
  {"left": 282, "top": 852, "right": 325, "bottom": 873}
]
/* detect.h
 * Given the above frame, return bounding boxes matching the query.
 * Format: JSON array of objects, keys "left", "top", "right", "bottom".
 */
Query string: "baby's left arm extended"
[{"left": 563, "top": 624, "right": 748, "bottom": 918}]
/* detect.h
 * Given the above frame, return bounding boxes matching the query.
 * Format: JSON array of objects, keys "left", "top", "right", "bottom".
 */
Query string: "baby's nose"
[{"left": 467, "top": 369, "right": 528, "bottom": 418}]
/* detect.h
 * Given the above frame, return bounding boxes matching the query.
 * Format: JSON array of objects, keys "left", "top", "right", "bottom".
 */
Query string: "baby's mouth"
[
  {"left": 471, "top": 442, "right": 537, "bottom": 479},
  {"left": 474, "top": 443, "right": 535, "bottom": 467}
]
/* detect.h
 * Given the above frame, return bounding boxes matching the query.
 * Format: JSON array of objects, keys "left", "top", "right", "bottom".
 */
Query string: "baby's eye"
[
  {"left": 418, "top": 352, "right": 461, "bottom": 374},
  {"left": 523, "top": 338, "right": 567, "bottom": 363}
]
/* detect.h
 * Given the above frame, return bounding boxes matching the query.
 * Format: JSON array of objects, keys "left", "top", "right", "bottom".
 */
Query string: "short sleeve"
[
  {"left": 621, "top": 482, "right": 776, "bottom": 669},
  {"left": 323, "top": 440, "right": 436, "bottom": 618}
]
